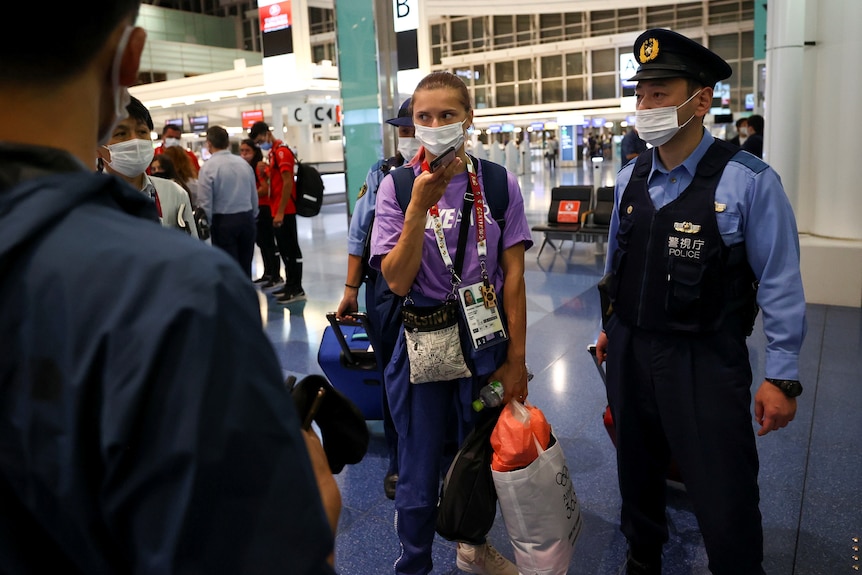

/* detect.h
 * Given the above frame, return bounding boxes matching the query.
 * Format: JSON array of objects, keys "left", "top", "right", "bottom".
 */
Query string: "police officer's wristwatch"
[{"left": 765, "top": 378, "right": 803, "bottom": 398}]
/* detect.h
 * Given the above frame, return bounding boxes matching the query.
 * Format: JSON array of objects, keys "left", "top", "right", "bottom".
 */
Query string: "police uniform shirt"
[
  {"left": 606, "top": 128, "right": 807, "bottom": 380},
  {"left": 347, "top": 158, "right": 393, "bottom": 257}
]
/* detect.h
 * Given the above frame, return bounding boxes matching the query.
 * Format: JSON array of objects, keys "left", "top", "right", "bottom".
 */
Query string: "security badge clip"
[{"left": 673, "top": 221, "right": 701, "bottom": 234}]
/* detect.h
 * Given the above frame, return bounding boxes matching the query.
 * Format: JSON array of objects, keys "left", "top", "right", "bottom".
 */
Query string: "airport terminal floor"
[{"left": 252, "top": 156, "right": 861, "bottom": 575}]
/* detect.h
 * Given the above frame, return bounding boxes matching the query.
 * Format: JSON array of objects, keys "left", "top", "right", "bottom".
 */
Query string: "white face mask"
[
  {"left": 414, "top": 119, "right": 468, "bottom": 156},
  {"left": 397, "top": 137, "right": 421, "bottom": 161},
  {"left": 98, "top": 26, "right": 134, "bottom": 147},
  {"left": 738, "top": 127, "right": 749, "bottom": 137},
  {"left": 635, "top": 89, "right": 702, "bottom": 148},
  {"left": 105, "top": 138, "right": 155, "bottom": 178},
  {"left": 163, "top": 137, "right": 182, "bottom": 148}
]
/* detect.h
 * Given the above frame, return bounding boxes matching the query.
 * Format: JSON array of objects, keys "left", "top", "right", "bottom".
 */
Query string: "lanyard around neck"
[{"left": 427, "top": 156, "right": 489, "bottom": 292}]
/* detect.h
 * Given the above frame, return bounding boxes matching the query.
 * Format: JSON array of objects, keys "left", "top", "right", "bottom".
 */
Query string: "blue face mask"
[{"left": 260, "top": 142, "right": 272, "bottom": 152}]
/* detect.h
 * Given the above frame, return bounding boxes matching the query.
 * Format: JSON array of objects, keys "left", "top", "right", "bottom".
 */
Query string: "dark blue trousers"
[
  {"left": 365, "top": 272, "right": 401, "bottom": 476},
  {"left": 211, "top": 211, "right": 256, "bottom": 277},
  {"left": 604, "top": 315, "right": 764, "bottom": 575}
]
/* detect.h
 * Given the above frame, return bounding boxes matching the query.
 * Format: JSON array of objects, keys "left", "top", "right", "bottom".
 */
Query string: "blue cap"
[
  {"left": 385, "top": 98, "right": 413, "bottom": 127},
  {"left": 630, "top": 29, "right": 732, "bottom": 88}
]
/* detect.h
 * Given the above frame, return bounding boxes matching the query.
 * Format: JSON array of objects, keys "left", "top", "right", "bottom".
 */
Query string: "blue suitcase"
[{"left": 317, "top": 312, "right": 384, "bottom": 420}]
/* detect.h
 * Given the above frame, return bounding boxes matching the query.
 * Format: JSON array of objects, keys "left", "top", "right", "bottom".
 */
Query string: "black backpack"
[{"left": 289, "top": 149, "right": 325, "bottom": 217}]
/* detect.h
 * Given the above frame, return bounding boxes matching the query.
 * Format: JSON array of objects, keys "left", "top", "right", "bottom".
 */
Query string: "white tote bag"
[{"left": 492, "top": 432, "right": 582, "bottom": 575}]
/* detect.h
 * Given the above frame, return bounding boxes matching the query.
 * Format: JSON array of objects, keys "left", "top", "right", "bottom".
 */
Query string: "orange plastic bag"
[{"left": 490, "top": 401, "right": 551, "bottom": 472}]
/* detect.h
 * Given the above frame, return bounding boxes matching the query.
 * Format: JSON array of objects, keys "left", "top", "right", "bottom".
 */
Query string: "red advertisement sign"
[
  {"left": 242, "top": 109, "right": 264, "bottom": 129},
  {"left": 260, "top": 1, "right": 291, "bottom": 33}
]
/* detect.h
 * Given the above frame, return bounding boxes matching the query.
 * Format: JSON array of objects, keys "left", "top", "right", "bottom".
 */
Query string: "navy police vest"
[{"left": 609, "top": 140, "right": 757, "bottom": 333}]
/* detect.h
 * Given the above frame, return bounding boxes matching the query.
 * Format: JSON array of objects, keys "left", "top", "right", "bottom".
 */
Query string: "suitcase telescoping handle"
[
  {"left": 325, "top": 312, "right": 372, "bottom": 367},
  {"left": 587, "top": 344, "right": 607, "bottom": 386}
]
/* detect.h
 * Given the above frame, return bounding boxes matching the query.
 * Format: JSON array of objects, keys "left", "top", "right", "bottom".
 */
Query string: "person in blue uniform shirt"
[
  {"left": 0, "top": 1, "right": 339, "bottom": 572},
  {"left": 594, "top": 29, "right": 806, "bottom": 575},
  {"left": 337, "top": 97, "right": 419, "bottom": 500}
]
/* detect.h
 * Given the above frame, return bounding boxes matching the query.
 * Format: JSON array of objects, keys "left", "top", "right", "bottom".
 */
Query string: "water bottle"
[
  {"left": 472, "top": 366, "right": 534, "bottom": 412},
  {"left": 473, "top": 381, "right": 504, "bottom": 412}
]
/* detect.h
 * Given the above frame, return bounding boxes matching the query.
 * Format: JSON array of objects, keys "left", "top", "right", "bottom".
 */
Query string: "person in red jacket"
[{"left": 249, "top": 121, "right": 305, "bottom": 304}]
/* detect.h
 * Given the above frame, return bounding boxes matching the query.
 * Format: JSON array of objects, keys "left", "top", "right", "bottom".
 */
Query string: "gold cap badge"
[
  {"left": 357, "top": 182, "right": 368, "bottom": 199},
  {"left": 639, "top": 37, "right": 660, "bottom": 64}
]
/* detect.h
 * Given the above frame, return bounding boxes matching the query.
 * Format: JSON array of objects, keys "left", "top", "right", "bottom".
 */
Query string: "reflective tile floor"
[{"left": 254, "top": 158, "right": 862, "bottom": 574}]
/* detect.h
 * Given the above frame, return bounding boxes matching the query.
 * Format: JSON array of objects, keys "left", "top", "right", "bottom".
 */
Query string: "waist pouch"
[{"left": 402, "top": 301, "right": 472, "bottom": 384}]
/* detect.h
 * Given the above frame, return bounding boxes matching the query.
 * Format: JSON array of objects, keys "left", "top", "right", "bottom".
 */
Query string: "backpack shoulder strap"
[
  {"left": 391, "top": 158, "right": 510, "bottom": 232},
  {"left": 391, "top": 165, "right": 417, "bottom": 213},
  {"left": 475, "top": 157, "right": 509, "bottom": 232}
]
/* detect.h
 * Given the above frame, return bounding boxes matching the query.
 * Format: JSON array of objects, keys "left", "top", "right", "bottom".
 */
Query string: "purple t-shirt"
[{"left": 370, "top": 162, "right": 533, "bottom": 302}]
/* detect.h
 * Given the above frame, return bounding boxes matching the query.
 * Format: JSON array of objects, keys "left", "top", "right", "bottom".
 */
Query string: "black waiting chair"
[
  {"left": 578, "top": 186, "right": 614, "bottom": 250},
  {"left": 531, "top": 185, "right": 593, "bottom": 259}
]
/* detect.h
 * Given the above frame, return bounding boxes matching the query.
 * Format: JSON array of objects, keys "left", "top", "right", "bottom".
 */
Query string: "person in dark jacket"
[
  {"left": 0, "top": 1, "right": 339, "bottom": 573},
  {"left": 742, "top": 114, "right": 764, "bottom": 158}
]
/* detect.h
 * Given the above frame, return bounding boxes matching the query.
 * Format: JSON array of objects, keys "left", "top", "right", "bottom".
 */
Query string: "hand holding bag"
[
  {"left": 436, "top": 407, "right": 502, "bottom": 544},
  {"left": 492, "top": 404, "right": 582, "bottom": 575}
]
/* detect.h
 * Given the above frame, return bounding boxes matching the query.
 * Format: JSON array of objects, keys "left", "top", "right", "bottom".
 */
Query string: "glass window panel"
[
  {"left": 516, "top": 15, "right": 532, "bottom": 45},
  {"left": 710, "top": 0, "right": 741, "bottom": 25},
  {"left": 540, "top": 13, "right": 562, "bottom": 29},
  {"left": 474, "top": 86, "right": 490, "bottom": 109},
  {"left": 472, "top": 17, "right": 485, "bottom": 38},
  {"left": 592, "top": 48, "right": 615, "bottom": 73},
  {"left": 677, "top": 3, "right": 703, "bottom": 27},
  {"left": 710, "top": 33, "right": 739, "bottom": 61},
  {"left": 431, "top": 24, "right": 442, "bottom": 45},
  {"left": 474, "top": 64, "right": 487, "bottom": 85},
  {"left": 592, "top": 74, "right": 617, "bottom": 99},
  {"left": 618, "top": 8, "right": 640, "bottom": 32},
  {"left": 540, "top": 27, "right": 563, "bottom": 42},
  {"left": 452, "top": 19, "right": 469, "bottom": 43},
  {"left": 566, "top": 77, "right": 585, "bottom": 101},
  {"left": 542, "top": 80, "right": 564, "bottom": 103},
  {"left": 497, "top": 84, "right": 516, "bottom": 107},
  {"left": 741, "top": 30, "right": 754, "bottom": 59},
  {"left": 566, "top": 52, "right": 584, "bottom": 76},
  {"left": 740, "top": 59, "right": 753, "bottom": 88},
  {"left": 494, "top": 16, "right": 513, "bottom": 36},
  {"left": 452, "top": 42, "right": 470, "bottom": 56},
  {"left": 517, "top": 58, "right": 533, "bottom": 81},
  {"left": 564, "top": 13, "right": 584, "bottom": 38},
  {"left": 495, "top": 61, "right": 515, "bottom": 83},
  {"left": 542, "top": 55, "right": 563, "bottom": 79},
  {"left": 591, "top": 10, "right": 616, "bottom": 34},
  {"left": 646, "top": 6, "right": 674, "bottom": 28},
  {"left": 518, "top": 82, "right": 535, "bottom": 106}
]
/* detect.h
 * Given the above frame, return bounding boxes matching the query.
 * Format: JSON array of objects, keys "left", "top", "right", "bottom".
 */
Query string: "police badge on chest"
[{"left": 667, "top": 221, "right": 706, "bottom": 260}]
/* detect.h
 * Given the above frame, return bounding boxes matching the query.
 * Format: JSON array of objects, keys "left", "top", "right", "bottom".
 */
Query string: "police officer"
[
  {"left": 336, "top": 97, "right": 419, "bottom": 499},
  {"left": 595, "top": 29, "right": 807, "bottom": 575}
]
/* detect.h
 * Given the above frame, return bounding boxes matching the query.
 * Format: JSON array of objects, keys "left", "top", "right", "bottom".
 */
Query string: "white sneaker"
[{"left": 456, "top": 542, "right": 518, "bottom": 575}]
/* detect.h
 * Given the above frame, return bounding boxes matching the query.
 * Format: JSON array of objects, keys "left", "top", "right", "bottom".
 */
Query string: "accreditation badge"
[{"left": 458, "top": 281, "right": 508, "bottom": 351}]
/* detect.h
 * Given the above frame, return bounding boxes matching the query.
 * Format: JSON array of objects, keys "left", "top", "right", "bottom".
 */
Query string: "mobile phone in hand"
[{"left": 429, "top": 146, "right": 457, "bottom": 172}]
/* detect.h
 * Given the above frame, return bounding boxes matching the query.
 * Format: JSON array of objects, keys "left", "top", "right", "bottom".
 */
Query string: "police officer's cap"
[
  {"left": 630, "top": 28, "right": 732, "bottom": 88},
  {"left": 385, "top": 98, "right": 414, "bottom": 127}
]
